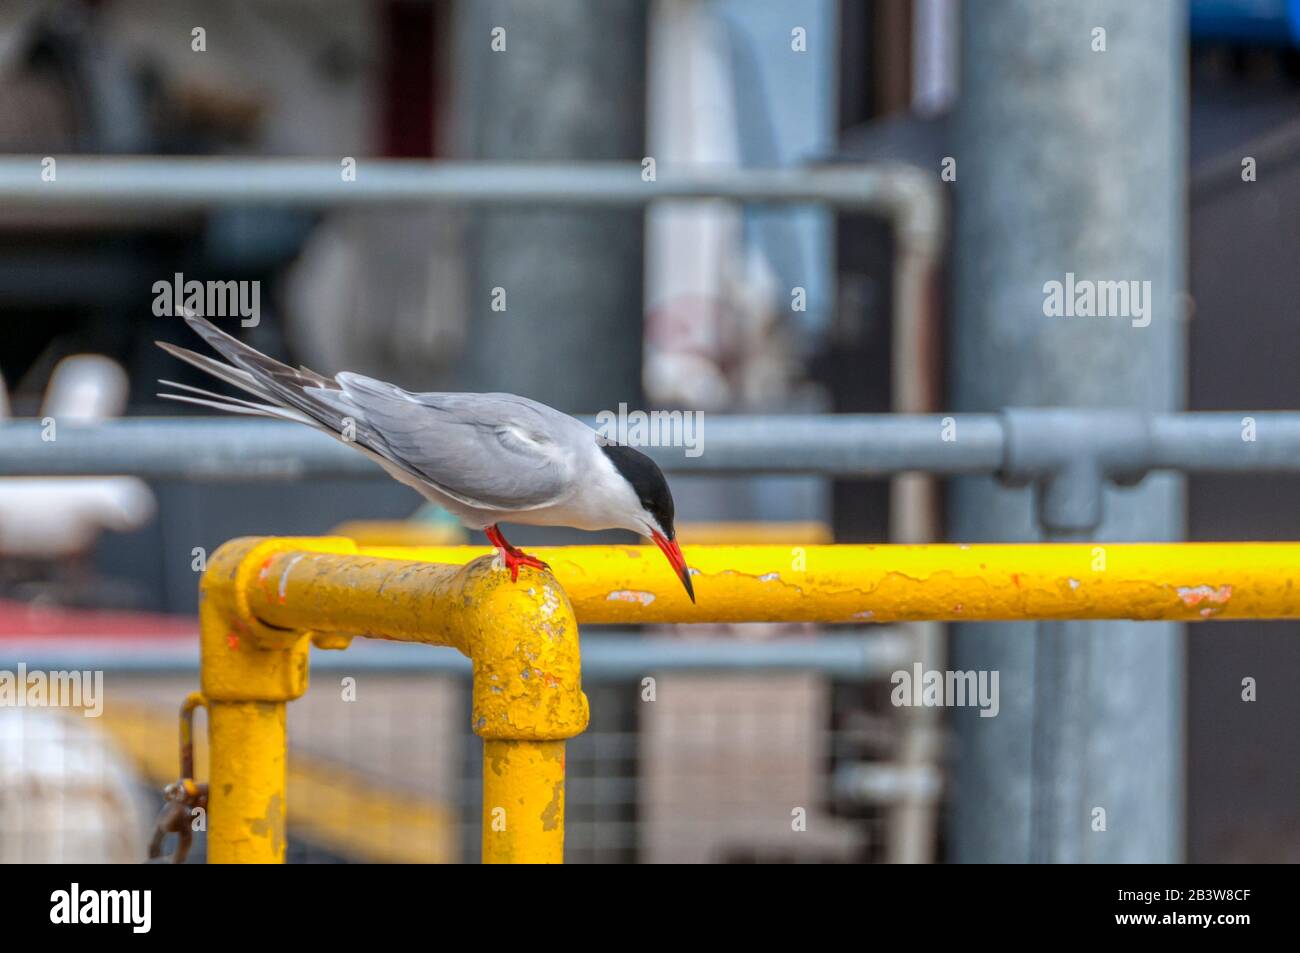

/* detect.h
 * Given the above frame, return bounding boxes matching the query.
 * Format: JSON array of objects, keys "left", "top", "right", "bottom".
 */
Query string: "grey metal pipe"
[
  {"left": 1148, "top": 412, "right": 1300, "bottom": 471},
  {"left": 0, "top": 156, "right": 938, "bottom": 215},
  {"left": 0, "top": 415, "right": 1007, "bottom": 478},
  {"left": 0, "top": 632, "right": 907, "bottom": 682},
  {"left": 12, "top": 412, "right": 1300, "bottom": 480},
  {"left": 886, "top": 189, "right": 947, "bottom": 864}
]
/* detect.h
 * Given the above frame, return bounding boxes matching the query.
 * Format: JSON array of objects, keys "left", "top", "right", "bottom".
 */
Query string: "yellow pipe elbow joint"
[
  {"left": 238, "top": 546, "right": 590, "bottom": 741},
  {"left": 199, "top": 536, "right": 360, "bottom": 703},
  {"left": 448, "top": 557, "right": 590, "bottom": 742},
  {"left": 200, "top": 537, "right": 360, "bottom": 863},
  {"left": 200, "top": 538, "right": 589, "bottom": 863}
]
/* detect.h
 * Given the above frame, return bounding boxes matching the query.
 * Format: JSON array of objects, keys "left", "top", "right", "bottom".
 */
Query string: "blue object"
[{"left": 1191, "top": 0, "right": 1300, "bottom": 44}]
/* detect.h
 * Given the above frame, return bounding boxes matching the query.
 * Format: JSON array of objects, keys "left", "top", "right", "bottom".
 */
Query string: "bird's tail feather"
[
  {"left": 180, "top": 312, "right": 338, "bottom": 392},
  {"left": 156, "top": 313, "right": 423, "bottom": 483},
  {"left": 157, "top": 379, "right": 314, "bottom": 422},
  {"left": 157, "top": 313, "right": 345, "bottom": 431},
  {"left": 159, "top": 391, "right": 284, "bottom": 417},
  {"left": 156, "top": 341, "right": 275, "bottom": 401}
]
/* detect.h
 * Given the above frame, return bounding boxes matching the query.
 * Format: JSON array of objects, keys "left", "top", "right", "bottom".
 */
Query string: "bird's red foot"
[
  {"left": 499, "top": 548, "right": 550, "bottom": 582},
  {"left": 485, "top": 525, "right": 551, "bottom": 582}
]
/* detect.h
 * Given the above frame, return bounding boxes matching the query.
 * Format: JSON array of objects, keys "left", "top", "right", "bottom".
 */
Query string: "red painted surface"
[{"left": 0, "top": 599, "right": 195, "bottom": 640}]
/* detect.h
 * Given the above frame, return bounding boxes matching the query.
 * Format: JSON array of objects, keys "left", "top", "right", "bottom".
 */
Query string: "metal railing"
[
  {"left": 6, "top": 631, "right": 900, "bottom": 680},
  {"left": 7, "top": 410, "right": 1300, "bottom": 529},
  {"left": 12, "top": 408, "right": 1300, "bottom": 864},
  {"left": 0, "top": 156, "right": 938, "bottom": 223},
  {"left": 187, "top": 535, "right": 1300, "bottom": 863},
  {"left": 8, "top": 410, "right": 1296, "bottom": 474},
  {"left": 0, "top": 152, "right": 939, "bottom": 863},
  {"left": 1, "top": 153, "right": 1282, "bottom": 864},
  {"left": 197, "top": 536, "right": 590, "bottom": 863},
  {"left": 41, "top": 632, "right": 886, "bottom": 864}
]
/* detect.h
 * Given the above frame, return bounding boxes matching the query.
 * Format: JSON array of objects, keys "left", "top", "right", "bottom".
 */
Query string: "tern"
[{"left": 157, "top": 313, "right": 695, "bottom": 602}]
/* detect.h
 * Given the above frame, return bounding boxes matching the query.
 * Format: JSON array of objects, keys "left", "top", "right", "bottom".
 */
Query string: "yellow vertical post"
[
  {"left": 459, "top": 563, "right": 588, "bottom": 864},
  {"left": 207, "top": 701, "right": 287, "bottom": 863},
  {"left": 481, "top": 740, "right": 567, "bottom": 864},
  {"left": 198, "top": 537, "right": 356, "bottom": 863}
]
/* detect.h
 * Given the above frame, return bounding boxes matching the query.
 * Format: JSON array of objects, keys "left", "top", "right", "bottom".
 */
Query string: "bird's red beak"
[{"left": 651, "top": 530, "right": 695, "bottom": 604}]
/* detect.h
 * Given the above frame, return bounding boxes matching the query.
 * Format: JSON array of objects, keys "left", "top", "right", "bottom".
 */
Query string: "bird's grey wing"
[{"left": 321, "top": 374, "right": 577, "bottom": 511}]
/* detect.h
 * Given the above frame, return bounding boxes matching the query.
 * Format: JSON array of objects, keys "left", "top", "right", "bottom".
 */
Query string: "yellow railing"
[
  {"left": 194, "top": 537, "right": 1300, "bottom": 863},
  {"left": 199, "top": 536, "right": 586, "bottom": 863},
  {"left": 357, "top": 541, "right": 1300, "bottom": 622}
]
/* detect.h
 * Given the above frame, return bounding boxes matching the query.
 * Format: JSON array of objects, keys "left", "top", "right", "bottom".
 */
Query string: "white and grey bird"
[{"left": 157, "top": 313, "right": 695, "bottom": 601}]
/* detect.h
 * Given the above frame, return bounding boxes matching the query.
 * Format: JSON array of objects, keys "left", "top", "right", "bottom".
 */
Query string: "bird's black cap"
[
  {"left": 600, "top": 443, "right": 676, "bottom": 538},
  {"left": 600, "top": 442, "right": 695, "bottom": 603}
]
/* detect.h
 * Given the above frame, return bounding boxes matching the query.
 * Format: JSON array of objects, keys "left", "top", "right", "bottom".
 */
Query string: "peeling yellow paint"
[
  {"left": 1176, "top": 584, "right": 1233, "bottom": 607},
  {"left": 606, "top": 589, "right": 656, "bottom": 605}
]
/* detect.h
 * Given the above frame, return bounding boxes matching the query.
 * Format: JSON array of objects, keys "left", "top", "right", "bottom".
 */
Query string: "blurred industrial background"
[{"left": 0, "top": 0, "right": 1298, "bottom": 863}]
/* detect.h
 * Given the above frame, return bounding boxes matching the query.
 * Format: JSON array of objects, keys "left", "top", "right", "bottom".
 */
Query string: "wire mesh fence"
[{"left": 0, "top": 633, "right": 905, "bottom": 864}]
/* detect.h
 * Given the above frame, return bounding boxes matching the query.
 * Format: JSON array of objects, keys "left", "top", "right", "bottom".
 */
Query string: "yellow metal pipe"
[
  {"left": 207, "top": 700, "right": 286, "bottom": 863},
  {"left": 481, "top": 740, "right": 567, "bottom": 864},
  {"left": 199, "top": 539, "right": 334, "bottom": 864},
  {"left": 358, "top": 542, "right": 1300, "bottom": 623},
  {"left": 201, "top": 536, "right": 589, "bottom": 864},
  {"left": 102, "top": 701, "right": 457, "bottom": 863},
  {"left": 244, "top": 549, "right": 589, "bottom": 739},
  {"left": 198, "top": 535, "right": 1300, "bottom": 864}
]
